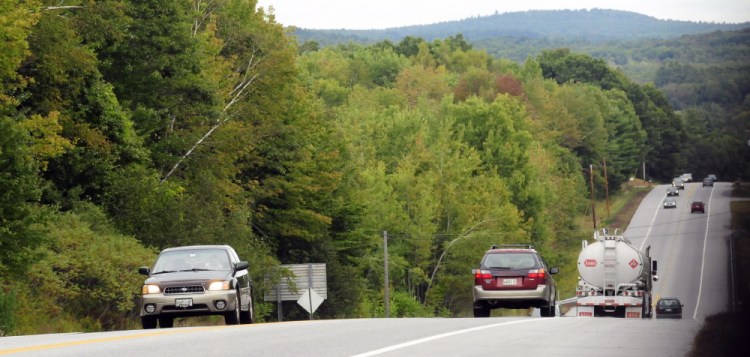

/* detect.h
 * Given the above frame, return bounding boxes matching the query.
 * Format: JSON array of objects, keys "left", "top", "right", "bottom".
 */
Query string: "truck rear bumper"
[
  {"left": 576, "top": 295, "right": 643, "bottom": 307},
  {"left": 575, "top": 296, "right": 645, "bottom": 318}
]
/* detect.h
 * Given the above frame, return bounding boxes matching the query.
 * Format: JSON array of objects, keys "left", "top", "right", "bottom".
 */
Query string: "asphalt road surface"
[{"left": 0, "top": 182, "right": 735, "bottom": 357}]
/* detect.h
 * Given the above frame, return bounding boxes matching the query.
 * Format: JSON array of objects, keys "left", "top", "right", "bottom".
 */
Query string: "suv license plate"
[
  {"left": 175, "top": 298, "right": 193, "bottom": 308},
  {"left": 502, "top": 278, "right": 518, "bottom": 286}
]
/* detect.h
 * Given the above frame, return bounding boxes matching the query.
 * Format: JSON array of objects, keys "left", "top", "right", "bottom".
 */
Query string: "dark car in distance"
[
  {"left": 472, "top": 244, "right": 558, "bottom": 318},
  {"left": 666, "top": 186, "right": 679, "bottom": 196},
  {"left": 691, "top": 201, "right": 705, "bottom": 213},
  {"left": 663, "top": 197, "right": 677, "bottom": 209},
  {"left": 139, "top": 245, "right": 254, "bottom": 329},
  {"left": 672, "top": 179, "right": 685, "bottom": 190},
  {"left": 702, "top": 178, "right": 714, "bottom": 187},
  {"left": 655, "top": 297, "right": 683, "bottom": 319}
]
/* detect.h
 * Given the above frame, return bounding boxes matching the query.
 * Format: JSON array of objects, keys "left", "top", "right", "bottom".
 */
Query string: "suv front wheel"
[
  {"left": 142, "top": 315, "right": 157, "bottom": 329},
  {"left": 225, "top": 294, "right": 241, "bottom": 325}
]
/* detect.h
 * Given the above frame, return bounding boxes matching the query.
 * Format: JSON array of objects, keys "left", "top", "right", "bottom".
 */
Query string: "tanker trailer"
[{"left": 576, "top": 229, "right": 658, "bottom": 318}]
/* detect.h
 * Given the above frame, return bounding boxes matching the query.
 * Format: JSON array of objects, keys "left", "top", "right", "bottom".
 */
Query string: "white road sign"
[{"left": 297, "top": 288, "right": 324, "bottom": 314}]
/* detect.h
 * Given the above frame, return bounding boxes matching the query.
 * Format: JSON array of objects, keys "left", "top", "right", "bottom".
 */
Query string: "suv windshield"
[
  {"left": 152, "top": 249, "right": 231, "bottom": 273},
  {"left": 483, "top": 253, "right": 537, "bottom": 270}
]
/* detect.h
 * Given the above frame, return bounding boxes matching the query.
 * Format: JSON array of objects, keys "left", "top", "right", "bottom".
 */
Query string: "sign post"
[{"left": 264, "top": 263, "right": 327, "bottom": 321}]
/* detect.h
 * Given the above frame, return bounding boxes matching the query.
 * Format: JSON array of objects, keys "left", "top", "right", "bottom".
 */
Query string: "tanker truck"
[{"left": 575, "top": 228, "right": 658, "bottom": 318}]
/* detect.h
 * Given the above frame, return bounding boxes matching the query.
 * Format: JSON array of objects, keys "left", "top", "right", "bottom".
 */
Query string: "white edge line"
[
  {"left": 638, "top": 187, "right": 663, "bottom": 251},
  {"left": 730, "top": 232, "right": 736, "bottom": 312},
  {"left": 693, "top": 185, "right": 715, "bottom": 320},
  {"left": 351, "top": 319, "right": 546, "bottom": 357}
]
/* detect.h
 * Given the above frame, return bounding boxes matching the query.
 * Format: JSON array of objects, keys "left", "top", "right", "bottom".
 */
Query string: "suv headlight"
[
  {"left": 142, "top": 284, "right": 161, "bottom": 295},
  {"left": 208, "top": 281, "right": 230, "bottom": 291}
]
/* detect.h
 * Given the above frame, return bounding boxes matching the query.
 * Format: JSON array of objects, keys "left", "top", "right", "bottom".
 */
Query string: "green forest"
[{"left": 1, "top": 1, "right": 748, "bottom": 335}]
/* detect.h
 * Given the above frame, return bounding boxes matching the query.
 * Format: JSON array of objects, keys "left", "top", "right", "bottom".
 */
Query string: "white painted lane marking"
[
  {"left": 638, "top": 187, "right": 664, "bottom": 251},
  {"left": 693, "top": 184, "right": 715, "bottom": 320},
  {"left": 351, "top": 319, "right": 547, "bottom": 357}
]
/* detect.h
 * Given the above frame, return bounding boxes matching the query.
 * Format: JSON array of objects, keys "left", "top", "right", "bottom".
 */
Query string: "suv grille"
[{"left": 164, "top": 285, "right": 205, "bottom": 295}]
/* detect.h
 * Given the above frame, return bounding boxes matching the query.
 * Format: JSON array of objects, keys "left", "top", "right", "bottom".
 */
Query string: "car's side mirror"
[
  {"left": 235, "top": 261, "right": 249, "bottom": 271},
  {"left": 550, "top": 267, "right": 559, "bottom": 274},
  {"left": 138, "top": 266, "right": 150, "bottom": 275}
]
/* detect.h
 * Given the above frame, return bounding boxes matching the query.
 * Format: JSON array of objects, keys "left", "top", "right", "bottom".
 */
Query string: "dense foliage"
[
  {"left": 298, "top": 14, "right": 750, "bottom": 183},
  {"left": 0, "top": 1, "right": 742, "bottom": 335}
]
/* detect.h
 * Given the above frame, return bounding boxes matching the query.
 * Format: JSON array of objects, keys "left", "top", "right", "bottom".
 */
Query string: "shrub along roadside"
[
  {"left": 10, "top": 204, "right": 156, "bottom": 334},
  {"left": 0, "top": 289, "right": 17, "bottom": 336}
]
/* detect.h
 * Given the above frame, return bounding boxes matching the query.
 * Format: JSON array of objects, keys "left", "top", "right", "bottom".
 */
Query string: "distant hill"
[{"left": 292, "top": 9, "right": 750, "bottom": 46}]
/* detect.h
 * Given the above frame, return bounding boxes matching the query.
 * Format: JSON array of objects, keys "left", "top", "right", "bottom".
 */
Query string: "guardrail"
[{"left": 559, "top": 296, "right": 577, "bottom": 305}]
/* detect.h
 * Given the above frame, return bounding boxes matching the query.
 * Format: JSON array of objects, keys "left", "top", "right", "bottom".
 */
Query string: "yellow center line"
[{"left": 0, "top": 326, "right": 227, "bottom": 355}]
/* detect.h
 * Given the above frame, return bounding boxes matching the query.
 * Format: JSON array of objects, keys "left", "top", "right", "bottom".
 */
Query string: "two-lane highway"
[
  {"left": 0, "top": 182, "right": 736, "bottom": 356},
  {"left": 0, "top": 317, "right": 699, "bottom": 357},
  {"left": 624, "top": 181, "right": 733, "bottom": 321}
]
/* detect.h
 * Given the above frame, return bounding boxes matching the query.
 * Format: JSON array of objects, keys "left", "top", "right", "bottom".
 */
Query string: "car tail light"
[
  {"left": 473, "top": 269, "right": 492, "bottom": 285},
  {"left": 527, "top": 269, "right": 546, "bottom": 279}
]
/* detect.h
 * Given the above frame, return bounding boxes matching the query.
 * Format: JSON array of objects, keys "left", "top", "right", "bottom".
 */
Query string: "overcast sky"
[{"left": 255, "top": 0, "right": 750, "bottom": 29}]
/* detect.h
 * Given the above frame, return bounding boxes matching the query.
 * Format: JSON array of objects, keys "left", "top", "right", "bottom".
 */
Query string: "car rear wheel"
[
  {"left": 540, "top": 298, "right": 556, "bottom": 317},
  {"left": 141, "top": 316, "right": 157, "bottom": 329},
  {"left": 473, "top": 304, "right": 491, "bottom": 318},
  {"left": 225, "top": 294, "right": 241, "bottom": 325}
]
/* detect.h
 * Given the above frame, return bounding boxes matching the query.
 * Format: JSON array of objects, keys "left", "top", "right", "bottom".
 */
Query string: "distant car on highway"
[
  {"left": 666, "top": 186, "right": 679, "bottom": 196},
  {"left": 679, "top": 173, "right": 692, "bottom": 182},
  {"left": 663, "top": 197, "right": 677, "bottom": 208},
  {"left": 655, "top": 297, "right": 683, "bottom": 319},
  {"left": 702, "top": 178, "right": 714, "bottom": 187},
  {"left": 138, "top": 245, "right": 254, "bottom": 329},
  {"left": 672, "top": 179, "right": 685, "bottom": 190},
  {"left": 707, "top": 174, "right": 718, "bottom": 182},
  {"left": 691, "top": 201, "right": 705, "bottom": 213}
]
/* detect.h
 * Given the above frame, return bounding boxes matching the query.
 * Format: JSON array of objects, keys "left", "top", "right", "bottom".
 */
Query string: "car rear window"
[
  {"left": 482, "top": 253, "right": 537, "bottom": 270},
  {"left": 659, "top": 299, "right": 679, "bottom": 307}
]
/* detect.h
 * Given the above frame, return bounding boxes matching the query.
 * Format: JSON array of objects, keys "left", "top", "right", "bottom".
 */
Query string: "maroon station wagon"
[{"left": 472, "top": 245, "right": 559, "bottom": 317}]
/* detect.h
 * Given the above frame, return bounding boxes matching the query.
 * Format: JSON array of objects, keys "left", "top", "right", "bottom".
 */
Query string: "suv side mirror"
[
  {"left": 549, "top": 267, "right": 559, "bottom": 274},
  {"left": 138, "top": 266, "right": 150, "bottom": 275},
  {"left": 235, "top": 261, "right": 249, "bottom": 271}
]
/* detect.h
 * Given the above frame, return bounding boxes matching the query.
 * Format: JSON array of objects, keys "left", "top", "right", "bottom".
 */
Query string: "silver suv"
[
  {"left": 472, "top": 245, "right": 558, "bottom": 317},
  {"left": 138, "top": 245, "right": 254, "bottom": 328}
]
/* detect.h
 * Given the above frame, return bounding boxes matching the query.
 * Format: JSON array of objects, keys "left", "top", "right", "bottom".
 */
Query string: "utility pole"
[
  {"left": 603, "top": 158, "right": 610, "bottom": 218},
  {"left": 383, "top": 231, "right": 390, "bottom": 318},
  {"left": 589, "top": 164, "right": 597, "bottom": 230}
]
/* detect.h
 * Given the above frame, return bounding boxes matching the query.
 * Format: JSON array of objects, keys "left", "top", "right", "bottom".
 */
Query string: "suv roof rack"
[{"left": 490, "top": 244, "right": 534, "bottom": 250}]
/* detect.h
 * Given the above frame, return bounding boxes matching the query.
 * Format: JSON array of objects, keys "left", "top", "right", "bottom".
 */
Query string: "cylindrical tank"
[{"left": 577, "top": 237, "right": 650, "bottom": 289}]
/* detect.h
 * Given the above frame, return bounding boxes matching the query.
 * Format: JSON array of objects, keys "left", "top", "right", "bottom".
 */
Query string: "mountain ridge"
[{"left": 292, "top": 9, "right": 750, "bottom": 45}]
